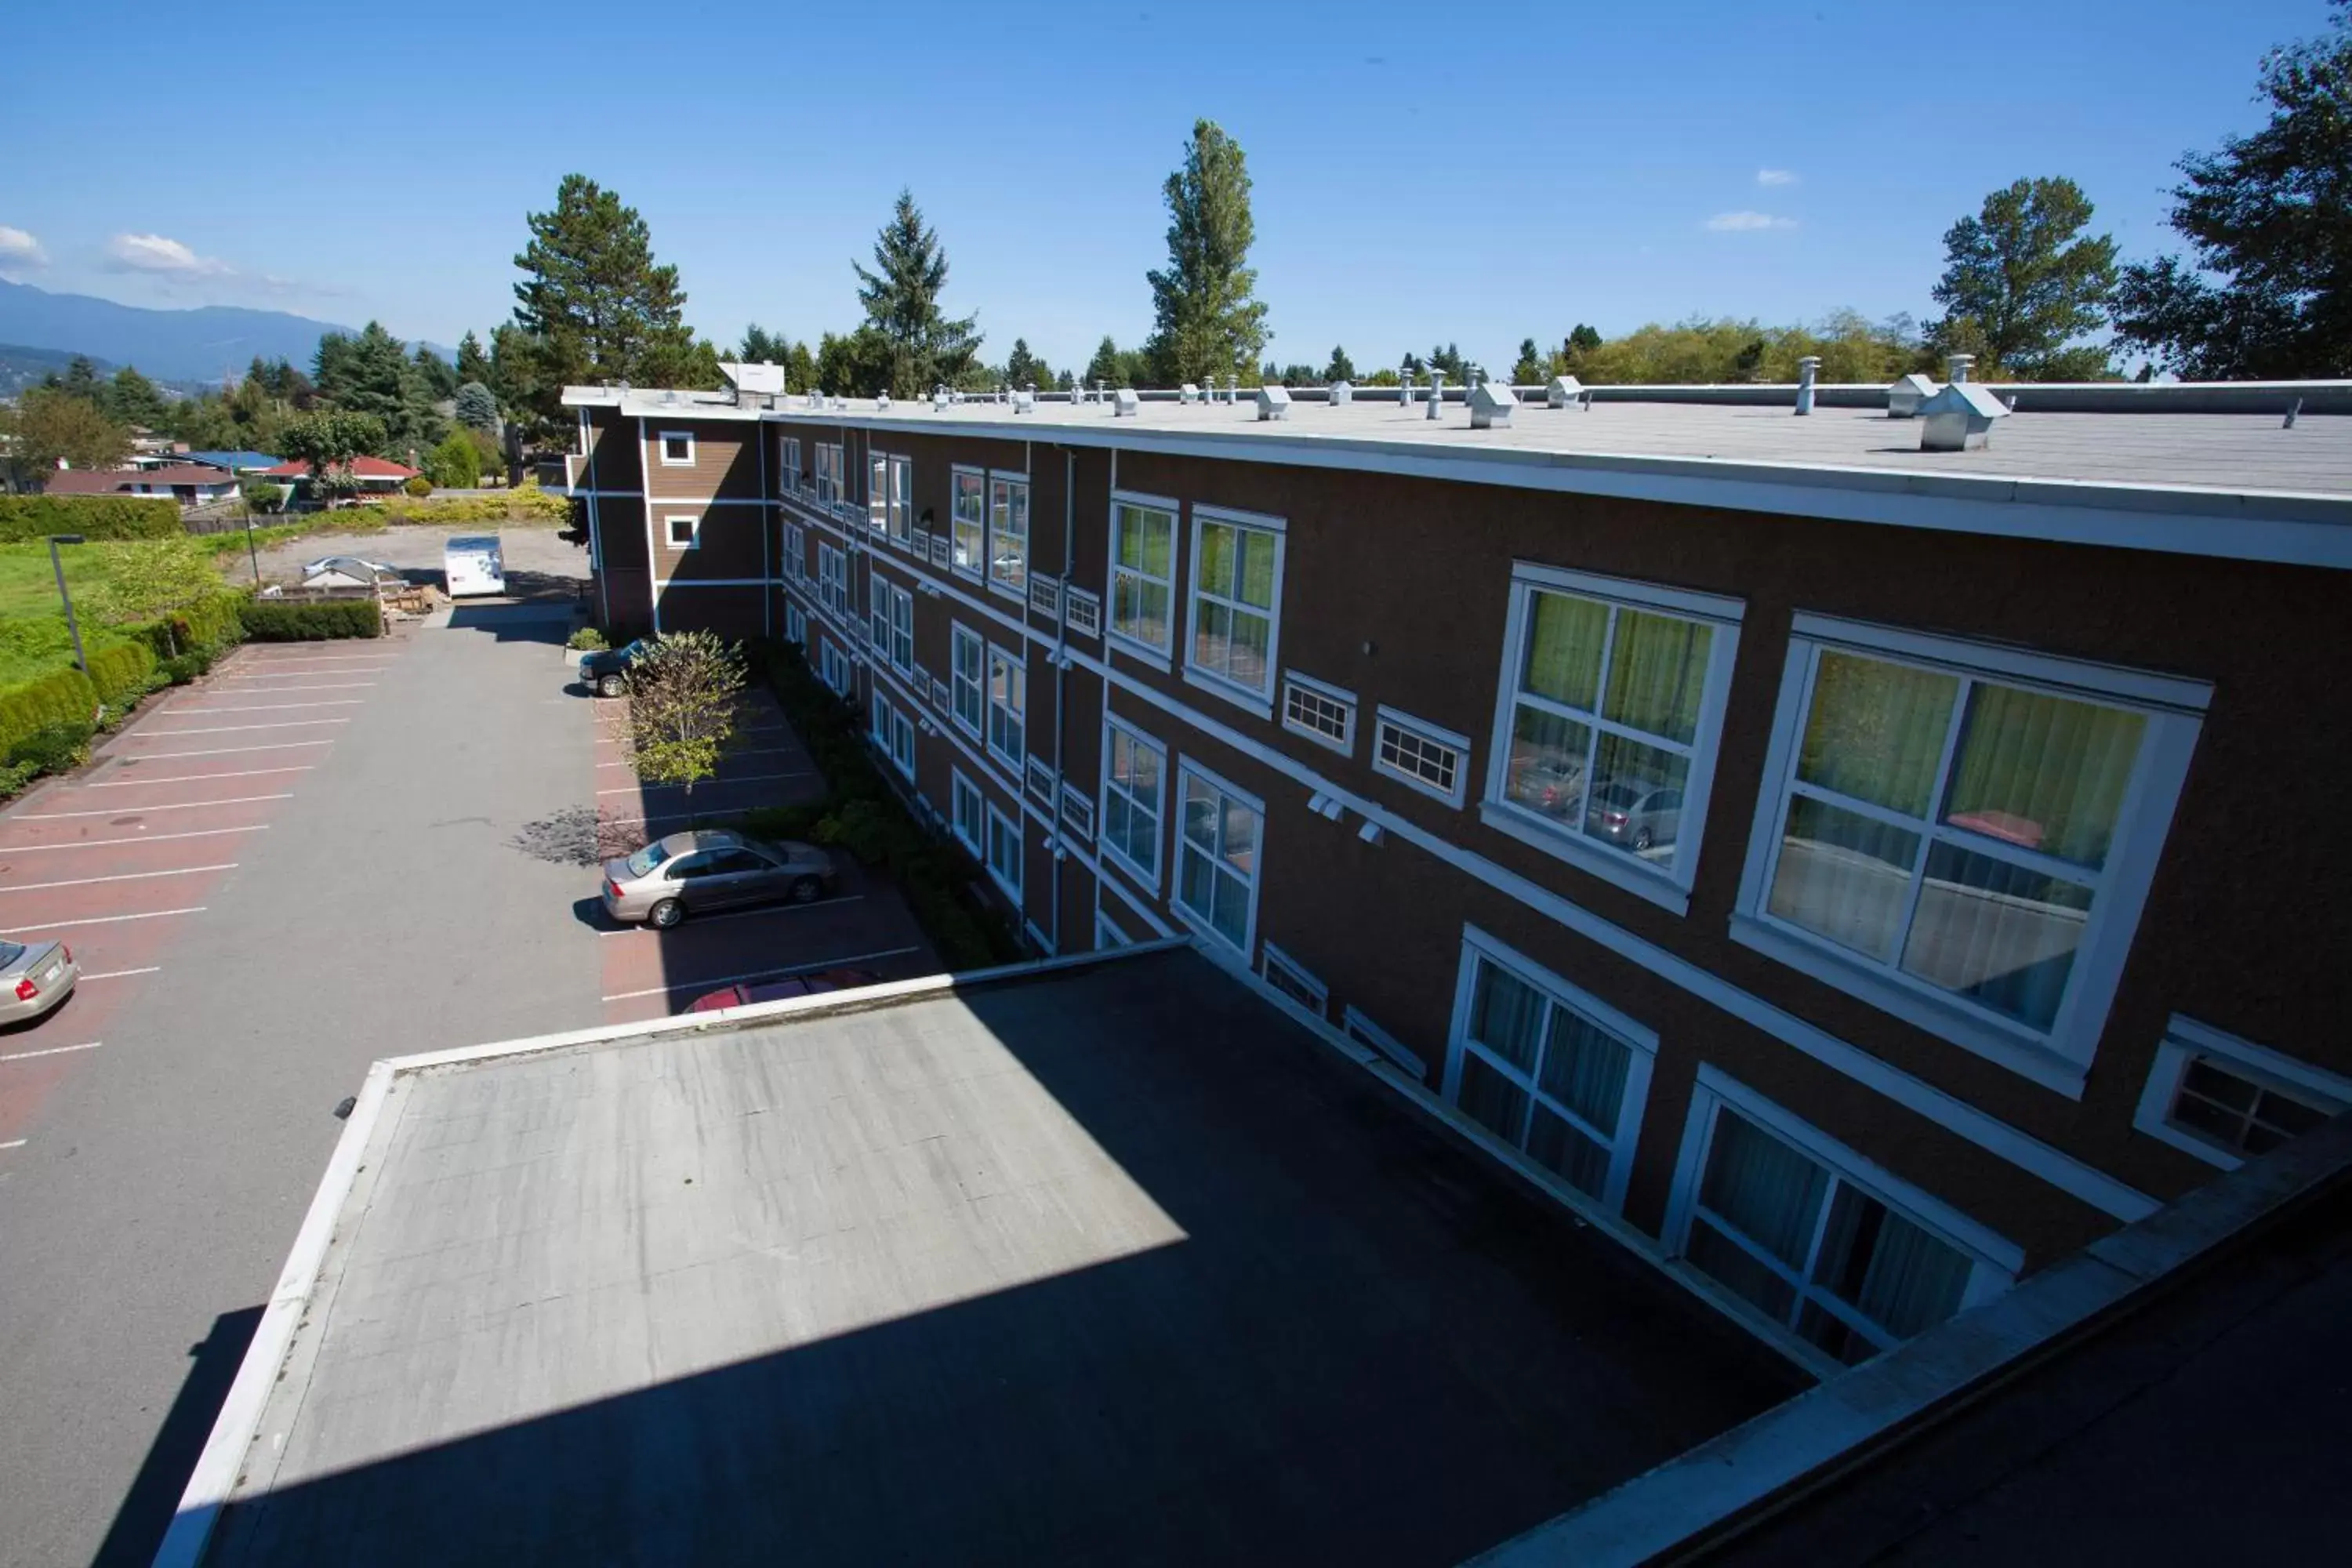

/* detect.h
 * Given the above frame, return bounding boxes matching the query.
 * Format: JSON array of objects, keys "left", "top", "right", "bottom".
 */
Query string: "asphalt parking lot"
[{"left": 0, "top": 596, "right": 931, "bottom": 1566}]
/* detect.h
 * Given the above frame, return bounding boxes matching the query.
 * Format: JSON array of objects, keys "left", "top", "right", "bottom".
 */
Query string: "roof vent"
[
  {"left": 1469, "top": 377, "right": 1518, "bottom": 430},
  {"left": 1917, "top": 383, "right": 2009, "bottom": 451},
  {"left": 1180, "top": 383, "right": 1200, "bottom": 405},
  {"left": 720, "top": 361, "right": 784, "bottom": 408},
  {"left": 877, "top": 392, "right": 892, "bottom": 412},
  {"left": 1794, "top": 356, "right": 1820, "bottom": 417},
  {"left": 804, "top": 390, "right": 821, "bottom": 410},
  {"left": 933, "top": 384, "right": 950, "bottom": 412},
  {"left": 1946, "top": 353, "right": 1975, "bottom": 384},
  {"left": 1546, "top": 375, "right": 1591, "bottom": 412},
  {"left": 1330, "top": 379, "right": 1353, "bottom": 406},
  {"left": 1114, "top": 388, "right": 1140, "bottom": 417},
  {"left": 1257, "top": 384, "right": 1293, "bottom": 422},
  {"left": 1425, "top": 370, "right": 1446, "bottom": 420},
  {"left": 1886, "top": 373, "right": 1937, "bottom": 418},
  {"left": 659, "top": 389, "right": 680, "bottom": 405},
  {"left": 1014, "top": 389, "right": 1036, "bottom": 414}
]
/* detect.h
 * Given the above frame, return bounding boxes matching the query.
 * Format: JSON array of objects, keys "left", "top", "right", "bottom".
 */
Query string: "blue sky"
[{"left": 0, "top": 0, "right": 2329, "bottom": 371}]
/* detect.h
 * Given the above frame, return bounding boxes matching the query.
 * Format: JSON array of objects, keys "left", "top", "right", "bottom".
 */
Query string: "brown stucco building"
[{"left": 562, "top": 372, "right": 2352, "bottom": 1379}]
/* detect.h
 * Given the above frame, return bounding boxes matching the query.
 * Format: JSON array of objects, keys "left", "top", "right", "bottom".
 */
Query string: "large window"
[
  {"left": 817, "top": 543, "right": 849, "bottom": 619},
  {"left": 818, "top": 637, "right": 852, "bottom": 697},
  {"left": 1668, "top": 1069, "right": 2017, "bottom": 1370},
  {"left": 989, "top": 474, "right": 1029, "bottom": 597},
  {"left": 1109, "top": 495, "right": 1177, "bottom": 659},
  {"left": 986, "top": 644, "right": 1025, "bottom": 768},
  {"left": 1737, "top": 615, "right": 2206, "bottom": 1080},
  {"left": 951, "top": 468, "right": 985, "bottom": 577},
  {"left": 783, "top": 602, "right": 806, "bottom": 645},
  {"left": 1486, "top": 565, "right": 1740, "bottom": 907},
  {"left": 815, "top": 443, "right": 844, "bottom": 508},
  {"left": 867, "top": 452, "right": 911, "bottom": 543},
  {"left": 950, "top": 625, "right": 985, "bottom": 738},
  {"left": 778, "top": 435, "right": 800, "bottom": 491},
  {"left": 1185, "top": 506, "right": 1284, "bottom": 707},
  {"left": 1099, "top": 718, "right": 1165, "bottom": 889},
  {"left": 1446, "top": 929, "right": 1654, "bottom": 1210},
  {"left": 951, "top": 771, "right": 985, "bottom": 855},
  {"left": 869, "top": 453, "right": 889, "bottom": 533},
  {"left": 986, "top": 803, "right": 1023, "bottom": 900},
  {"left": 782, "top": 522, "right": 804, "bottom": 583},
  {"left": 881, "top": 582, "right": 913, "bottom": 674},
  {"left": 1174, "top": 761, "right": 1261, "bottom": 955}
]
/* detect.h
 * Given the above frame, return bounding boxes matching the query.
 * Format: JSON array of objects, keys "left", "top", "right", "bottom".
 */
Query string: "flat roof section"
[{"left": 188, "top": 949, "right": 1801, "bottom": 1567}]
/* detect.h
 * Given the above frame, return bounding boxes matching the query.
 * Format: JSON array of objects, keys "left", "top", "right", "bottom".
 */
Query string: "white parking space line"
[
  {"left": 595, "top": 771, "right": 811, "bottom": 797},
  {"left": 166, "top": 700, "right": 365, "bottom": 715},
  {"left": 0, "top": 907, "right": 203, "bottom": 933},
  {"left": 131, "top": 741, "right": 334, "bottom": 760},
  {"left": 599, "top": 945, "right": 924, "bottom": 1003},
  {"left": 136, "top": 720, "right": 349, "bottom": 737},
  {"left": 79, "top": 967, "right": 161, "bottom": 982},
  {"left": 85, "top": 767, "right": 314, "bottom": 787},
  {"left": 0, "top": 826, "right": 267, "bottom": 852},
  {"left": 0, "top": 1040, "right": 103, "bottom": 1064},
  {"left": 596, "top": 747, "right": 801, "bottom": 768},
  {"left": 0, "top": 863, "right": 234, "bottom": 895},
  {"left": 202, "top": 682, "right": 376, "bottom": 692},
  {"left": 0, "top": 1138, "right": 26, "bottom": 1149},
  {"left": 16, "top": 794, "right": 292, "bottom": 819},
  {"left": 596, "top": 895, "right": 866, "bottom": 937}
]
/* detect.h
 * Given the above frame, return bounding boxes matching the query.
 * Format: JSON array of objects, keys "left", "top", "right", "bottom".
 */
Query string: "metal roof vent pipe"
[
  {"left": 1014, "top": 386, "right": 1036, "bottom": 414},
  {"left": 1547, "top": 374, "right": 1590, "bottom": 411},
  {"left": 1794, "top": 356, "right": 1820, "bottom": 416},
  {"left": 933, "top": 384, "right": 950, "bottom": 412},
  {"left": 1426, "top": 369, "right": 1446, "bottom": 420},
  {"left": 1257, "top": 383, "right": 1293, "bottom": 422},
  {"left": 1918, "top": 382, "right": 2010, "bottom": 451},
  {"left": 1470, "top": 376, "right": 1518, "bottom": 430},
  {"left": 1947, "top": 352, "right": 1975, "bottom": 385},
  {"left": 1114, "top": 388, "right": 1140, "bottom": 417},
  {"left": 1330, "top": 379, "right": 1353, "bottom": 406},
  {"left": 1228, "top": 374, "right": 1242, "bottom": 405},
  {"left": 1399, "top": 366, "right": 1416, "bottom": 409},
  {"left": 1886, "top": 372, "right": 1936, "bottom": 418}
]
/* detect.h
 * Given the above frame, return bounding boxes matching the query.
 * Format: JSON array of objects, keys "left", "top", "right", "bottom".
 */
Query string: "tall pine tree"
[
  {"left": 456, "top": 331, "right": 494, "bottom": 387},
  {"left": 1145, "top": 120, "right": 1270, "bottom": 385},
  {"left": 853, "top": 189, "right": 982, "bottom": 397},
  {"left": 509, "top": 174, "right": 700, "bottom": 433}
]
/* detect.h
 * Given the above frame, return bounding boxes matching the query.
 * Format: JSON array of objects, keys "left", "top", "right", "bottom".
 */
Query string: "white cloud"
[
  {"left": 1756, "top": 169, "right": 1798, "bottom": 187},
  {"left": 0, "top": 225, "right": 45, "bottom": 267},
  {"left": 1704, "top": 211, "right": 1798, "bottom": 232},
  {"left": 103, "top": 232, "right": 235, "bottom": 276}
]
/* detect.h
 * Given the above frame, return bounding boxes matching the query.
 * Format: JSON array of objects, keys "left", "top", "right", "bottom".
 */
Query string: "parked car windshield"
[
  {"left": 0, "top": 941, "right": 22, "bottom": 967},
  {"left": 625, "top": 842, "right": 671, "bottom": 877}
]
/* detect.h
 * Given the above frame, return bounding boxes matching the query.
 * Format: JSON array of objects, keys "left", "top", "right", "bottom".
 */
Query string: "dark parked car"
[
  {"left": 684, "top": 967, "right": 884, "bottom": 1014},
  {"left": 579, "top": 638, "right": 650, "bottom": 698}
]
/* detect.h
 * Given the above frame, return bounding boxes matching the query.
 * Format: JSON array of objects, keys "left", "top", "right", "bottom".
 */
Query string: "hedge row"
[
  {"left": 131, "top": 590, "right": 247, "bottom": 660},
  {"left": 239, "top": 598, "right": 382, "bottom": 641},
  {"left": 0, "top": 666, "right": 98, "bottom": 762},
  {"left": 0, "top": 495, "right": 183, "bottom": 541},
  {"left": 372, "top": 486, "right": 568, "bottom": 525},
  {"left": 86, "top": 642, "right": 157, "bottom": 707}
]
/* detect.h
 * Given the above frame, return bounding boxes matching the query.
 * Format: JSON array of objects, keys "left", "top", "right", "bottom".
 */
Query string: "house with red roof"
[
  {"left": 258, "top": 454, "right": 421, "bottom": 499},
  {"left": 42, "top": 463, "right": 243, "bottom": 506}
]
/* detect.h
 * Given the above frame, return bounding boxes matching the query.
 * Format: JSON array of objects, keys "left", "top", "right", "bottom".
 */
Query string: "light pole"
[{"left": 49, "top": 532, "right": 87, "bottom": 673}]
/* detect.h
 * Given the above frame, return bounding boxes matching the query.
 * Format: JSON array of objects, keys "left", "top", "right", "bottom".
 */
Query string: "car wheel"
[
  {"left": 598, "top": 673, "right": 626, "bottom": 699},
  {"left": 789, "top": 875, "right": 822, "bottom": 904},
  {"left": 1632, "top": 826, "right": 1653, "bottom": 851},
  {"left": 648, "top": 898, "right": 684, "bottom": 929}
]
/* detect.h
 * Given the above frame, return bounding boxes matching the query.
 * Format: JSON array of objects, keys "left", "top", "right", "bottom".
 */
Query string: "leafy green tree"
[
  {"left": 100, "top": 366, "right": 168, "bottom": 430},
  {"left": 1512, "top": 339, "right": 1545, "bottom": 383},
  {"left": 320, "top": 321, "right": 442, "bottom": 452},
  {"left": 88, "top": 538, "right": 219, "bottom": 655},
  {"left": 1324, "top": 345, "right": 1356, "bottom": 382},
  {"left": 427, "top": 430, "right": 481, "bottom": 489},
  {"left": 1145, "top": 120, "right": 1270, "bottom": 384},
  {"left": 782, "top": 339, "right": 816, "bottom": 394},
  {"left": 454, "top": 380, "right": 500, "bottom": 433},
  {"left": 1428, "top": 343, "right": 1468, "bottom": 379},
  {"left": 852, "top": 189, "right": 982, "bottom": 397},
  {"left": 1926, "top": 177, "right": 2118, "bottom": 379},
  {"left": 412, "top": 345, "right": 459, "bottom": 400},
  {"left": 813, "top": 327, "right": 891, "bottom": 396},
  {"left": 3, "top": 387, "right": 130, "bottom": 483},
  {"left": 278, "top": 409, "right": 389, "bottom": 503},
  {"left": 456, "top": 331, "right": 493, "bottom": 387},
  {"left": 620, "top": 630, "right": 746, "bottom": 810},
  {"left": 2114, "top": 3, "right": 2352, "bottom": 377},
  {"left": 509, "top": 174, "right": 700, "bottom": 431},
  {"left": 737, "top": 324, "right": 798, "bottom": 367},
  {"left": 1566, "top": 324, "right": 1602, "bottom": 358},
  {"left": 1560, "top": 312, "right": 1924, "bottom": 384},
  {"left": 52, "top": 355, "right": 103, "bottom": 405}
]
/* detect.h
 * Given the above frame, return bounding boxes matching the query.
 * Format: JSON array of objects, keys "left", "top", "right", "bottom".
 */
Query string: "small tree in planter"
[{"left": 620, "top": 630, "right": 746, "bottom": 815}]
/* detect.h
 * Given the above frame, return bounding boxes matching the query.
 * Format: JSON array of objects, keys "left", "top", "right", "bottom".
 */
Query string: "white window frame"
[
  {"left": 1058, "top": 781, "right": 1095, "bottom": 840},
  {"left": 882, "top": 581, "right": 914, "bottom": 675},
  {"left": 658, "top": 430, "right": 695, "bottom": 467},
  {"left": 1094, "top": 907, "right": 1132, "bottom": 950},
  {"left": 1344, "top": 1005, "right": 1428, "bottom": 1081},
  {"left": 889, "top": 702, "right": 916, "bottom": 779},
  {"left": 2132, "top": 1015, "right": 2351, "bottom": 1171},
  {"left": 816, "top": 542, "right": 849, "bottom": 619},
  {"left": 868, "top": 452, "right": 889, "bottom": 534},
  {"left": 1373, "top": 705, "right": 1471, "bottom": 808},
  {"left": 985, "top": 800, "right": 1023, "bottom": 902},
  {"left": 782, "top": 522, "right": 804, "bottom": 582},
  {"left": 1482, "top": 563, "right": 1743, "bottom": 917},
  {"left": 783, "top": 602, "right": 806, "bottom": 645},
  {"left": 887, "top": 454, "right": 911, "bottom": 546},
  {"left": 950, "top": 466, "right": 985, "bottom": 581},
  {"left": 985, "top": 642, "right": 1025, "bottom": 771},
  {"left": 663, "top": 513, "right": 699, "bottom": 551},
  {"left": 1172, "top": 757, "right": 1264, "bottom": 958},
  {"left": 1106, "top": 490, "right": 1179, "bottom": 668},
  {"left": 949, "top": 623, "right": 985, "bottom": 739},
  {"left": 815, "top": 443, "right": 844, "bottom": 508},
  {"left": 988, "top": 471, "right": 1030, "bottom": 601},
  {"left": 1098, "top": 716, "right": 1166, "bottom": 894},
  {"left": 777, "top": 434, "right": 801, "bottom": 490},
  {"left": 1279, "top": 671, "right": 1356, "bottom": 756},
  {"left": 1664, "top": 1064, "right": 2021, "bottom": 1375},
  {"left": 1732, "top": 613, "right": 2209, "bottom": 1095},
  {"left": 818, "top": 637, "right": 852, "bottom": 697},
  {"left": 1181, "top": 504, "right": 1286, "bottom": 717},
  {"left": 1443, "top": 924, "right": 1658, "bottom": 1214},
  {"left": 1260, "top": 942, "right": 1328, "bottom": 1017},
  {"left": 950, "top": 770, "right": 985, "bottom": 856}
]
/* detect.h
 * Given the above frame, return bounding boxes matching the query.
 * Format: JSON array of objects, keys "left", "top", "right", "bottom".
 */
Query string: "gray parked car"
[
  {"left": 0, "top": 938, "right": 78, "bottom": 1026},
  {"left": 601, "top": 829, "right": 837, "bottom": 928},
  {"left": 1584, "top": 779, "right": 1682, "bottom": 854}
]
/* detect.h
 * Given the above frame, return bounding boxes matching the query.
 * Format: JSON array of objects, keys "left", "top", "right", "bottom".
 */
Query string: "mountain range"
[{"left": 0, "top": 278, "right": 387, "bottom": 385}]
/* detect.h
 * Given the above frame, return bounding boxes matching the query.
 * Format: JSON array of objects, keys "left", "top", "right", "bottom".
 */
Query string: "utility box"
[
  {"left": 1886, "top": 373, "right": 1938, "bottom": 419},
  {"left": 1180, "top": 383, "right": 1200, "bottom": 404},
  {"left": 1114, "top": 388, "right": 1141, "bottom": 418},
  {"left": 1257, "top": 384, "right": 1293, "bottom": 422},
  {"left": 1469, "top": 379, "right": 1519, "bottom": 430},
  {"left": 1547, "top": 375, "right": 1588, "bottom": 411},
  {"left": 1918, "top": 383, "right": 2010, "bottom": 451},
  {"left": 1329, "top": 380, "right": 1353, "bottom": 406}
]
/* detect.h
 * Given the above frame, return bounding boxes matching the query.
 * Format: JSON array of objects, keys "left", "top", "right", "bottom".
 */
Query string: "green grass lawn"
[{"left": 0, "top": 539, "right": 230, "bottom": 686}]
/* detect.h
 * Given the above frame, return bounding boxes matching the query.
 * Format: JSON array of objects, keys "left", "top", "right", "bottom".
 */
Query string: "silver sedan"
[
  {"left": 0, "top": 939, "right": 78, "bottom": 1026},
  {"left": 600, "top": 829, "right": 837, "bottom": 928}
]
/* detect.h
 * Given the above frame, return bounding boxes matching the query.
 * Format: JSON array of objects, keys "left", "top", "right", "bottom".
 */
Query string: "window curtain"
[
  {"left": 1602, "top": 610, "right": 1710, "bottom": 744},
  {"left": 1699, "top": 1111, "right": 1828, "bottom": 1274},
  {"left": 1840, "top": 1204, "right": 1973, "bottom": 1341}
]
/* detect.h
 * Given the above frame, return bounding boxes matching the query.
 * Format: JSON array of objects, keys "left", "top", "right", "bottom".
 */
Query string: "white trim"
[
  {"left": 985, "top": 640, "right": 1026, "bottom": 771},
  {"left": 949, "top": 768, "right": 985, "bottom": 856},
  {"left": 1106, "top": 491, "right": 1181, "bottom": 666},
  {"left": 1171, "top": 756, "right": 1265, "bottom": 959},
  {"left": 1342, "top": 1004, "right": 1428, "bottom": 1080},
  {"left": 1279, "top": 671, "right": 1356, "bottom": 756},
  {"left": 1790, "top": 612, "right": 2213, "bottom": 713},
  {"left": 986, "top": 470, "right": 1032, "bottom": 604},
  {"left": 1094, "top": 907, "right": 1133, "bottom": 949},
  {"left": 656, "top": 430, "right": 695, "bottom": 466},
  {"left": 663, "top": 513, "right": 699, "bottom": 550},
  {"left": 985, "top": 799, "right": 1024, "bottom": 902},
  {"left": 949, "top": 622, "right": 985, "bottom": 739},
  {"left": 1097, "top": 713, "right": 1167, "bottom": 894},
  {"left": 1260, "top": 941, "right": 1329, "bottom": 1014},
  {"left": 1509, "top": 560, "right": 1747, "bottom": 623},
  {"left": 1181, "top": 503, "right": 1286, "bottom": 715},
  {"left": 1371, "top": 704, "right": 1472, "bottom": 808},
  {"left": 644, "top": 495, "right": 769, "bottom": 507},
  {"left": 2132, "top": 1015, "right": 2352, "bottom": 1169}
]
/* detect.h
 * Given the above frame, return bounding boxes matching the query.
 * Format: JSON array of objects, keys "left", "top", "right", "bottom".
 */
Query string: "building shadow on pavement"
[
  {"left": 90, "top": 1305, "right": 263, "bottom": 1568},
  {"left": 445, "top": 603, "right": 576, "bottom": 644}
]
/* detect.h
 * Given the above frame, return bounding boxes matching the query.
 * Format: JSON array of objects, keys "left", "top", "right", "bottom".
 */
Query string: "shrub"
[
  {"left": 0, "top": 758, "right": 38, "bottom": 798},
  {"left": 85, "top": 642, "right": 157, "bottom": 707},
  {"left": 567, "top": 626, "right": 609, "bottom": 652},
  {"left": 5, "top": 721, "right": 91, "bottom": 776},
  {"left": 404, "top": 474, "right": 434, "bottom": 498},
  {"left": 735, "top": 802, "right": 826, "bottom": 842},
  {"left": 132, "top": 589, "right": 248, "bottom": 662},
  {"left": 0, "top": 666, "right": 97, "bottom": 763},
  {"left": 159, "top": 648, "right": 217, "bottom": 684},
  {"left": 373, "top": 485, "right": 568, "bottom": 525},
  {"left": 0, "top": 495, "right": 182, "bottom": 541},
  {"left": 238, "top": 597, "right": 382, "bottom": 641}
]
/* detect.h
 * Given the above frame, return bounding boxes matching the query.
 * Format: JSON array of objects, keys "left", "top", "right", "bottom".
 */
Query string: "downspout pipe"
[{"left": 1051, "top": 444, "right": 1072, "bottom": 956}]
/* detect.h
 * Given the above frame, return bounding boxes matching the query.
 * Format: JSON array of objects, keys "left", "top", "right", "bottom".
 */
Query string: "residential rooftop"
[{"left": 173, "top": 948, "right": 1798, "bottom": 1568}]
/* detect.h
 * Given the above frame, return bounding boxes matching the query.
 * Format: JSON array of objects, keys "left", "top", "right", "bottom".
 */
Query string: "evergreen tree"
[
  {"left": 1083, "top": 336, "right": 1124, "bottom": 387},
  {"left": 1512, "top": 339, "right": 1545, "bottom": 384},
  {"left": 456, "top": 330, "right": 494, "bottom": 387},
  {"left": 1145, "top": 120, "right": 1269, "bottom": 384},
  {"left": 738, "top": 323, "right": 796, "bottom": 365},
  {"left": 455, "top": 381, "right": 500, "bottom": 434},
  {"left": 104, "top": 366, "right": 169, "bottom": 430},
  {"left": 1004, "top": 338, "right": 1043, "bottom": 389},
  {"left": 412, "top": 345, "right": 459, "bottom": 400},
  {"left": 1323, "top": 345, "right": 1356, "bottom": 383},
  {"left": 509, "top": 173, "right": 699, "bottom": 430},
  {"left": 782, "top": 339, "right": 815, "bottom": 394},
  {"left": 853, "top": 189, "right": 982, "bottom": 397},
  {"left": 1428, "top": 343, "right": 1468, "bottom": 379},
  {"left": 58, "top": 355, "right": 103, "bottom": 405},
  {"left": 1927, "top": 177, "right": 2118, "bottom": 379},
  {"left": 325, "top": 321, "right": 442, "bottom": 452},
  {"left": 2114, "top": 2, "right": 2352, "bottom": 377}
]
